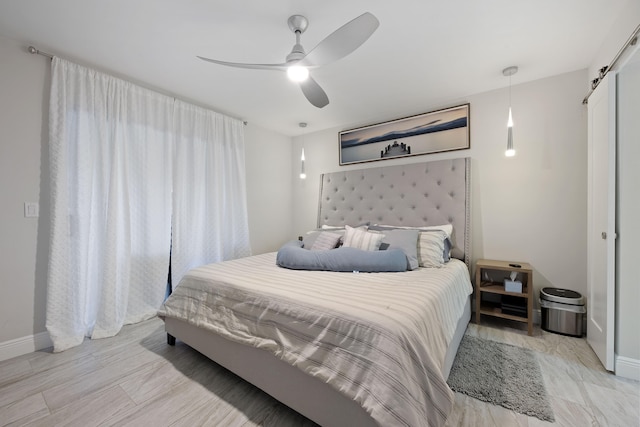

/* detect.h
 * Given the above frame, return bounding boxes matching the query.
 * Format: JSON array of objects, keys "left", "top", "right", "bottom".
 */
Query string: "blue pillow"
[{"left": 276, "top": 241, "right": 407, "bottom": 272}]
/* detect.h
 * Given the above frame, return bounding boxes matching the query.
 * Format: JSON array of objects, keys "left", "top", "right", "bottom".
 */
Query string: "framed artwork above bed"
[{"left": 339, "top": 103, "right": 470, "bottom": 165}]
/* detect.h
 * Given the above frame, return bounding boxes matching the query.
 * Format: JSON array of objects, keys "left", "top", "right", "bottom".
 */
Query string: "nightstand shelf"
[{"left": 475, "top": 259, "right": 533, "bottom": 335}]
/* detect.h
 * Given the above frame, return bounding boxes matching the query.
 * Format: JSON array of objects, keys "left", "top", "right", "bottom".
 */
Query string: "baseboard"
[
  {"left": 615, "top": 355, "right": 640, "bottom": 381},
  {"left": 0, "top": 331, "right": 52, "bottom": 362}
]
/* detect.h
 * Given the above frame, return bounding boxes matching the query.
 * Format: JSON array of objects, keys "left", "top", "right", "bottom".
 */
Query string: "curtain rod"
[
  {"left": 26, "top": 45, "right": 248, "bottom": 125},
  {"left": 28, "top": 45, "right": 53, "bottom": 59},
  {"left": 582, "top": 24, "right": 640, "bottom": 105}
]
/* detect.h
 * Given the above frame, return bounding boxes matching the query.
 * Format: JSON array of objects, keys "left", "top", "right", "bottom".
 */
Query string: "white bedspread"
[{"left": 159, "top": 253, "right": 472, "bottom": 427}]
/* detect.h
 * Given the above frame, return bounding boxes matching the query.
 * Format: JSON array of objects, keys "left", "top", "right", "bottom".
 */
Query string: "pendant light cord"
[{"left": 509, "top": 73, "right": 512, "bottom": 109}]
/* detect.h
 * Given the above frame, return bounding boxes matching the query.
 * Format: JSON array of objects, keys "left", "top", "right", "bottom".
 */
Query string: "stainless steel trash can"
[{"left": 539, "top": 288, "right": 585, "bottom": 337}]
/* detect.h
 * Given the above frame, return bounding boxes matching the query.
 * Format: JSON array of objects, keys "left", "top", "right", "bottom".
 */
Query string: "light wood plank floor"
[{"left": 0, "top": 317, "right": 638, "bottom": 426}]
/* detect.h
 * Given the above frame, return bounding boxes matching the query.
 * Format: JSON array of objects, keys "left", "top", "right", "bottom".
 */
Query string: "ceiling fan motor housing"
[
  {"left": 287, "top": 15, "right": 309, "bottom": 34},
  {"left": 286, "top": 45, "right": 306, "bottom": 62},
  {"left": 286, "top": 15, "right": 308, "bottom": 63}
]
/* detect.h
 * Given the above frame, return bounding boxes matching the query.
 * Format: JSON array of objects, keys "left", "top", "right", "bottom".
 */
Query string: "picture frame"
[{"left": 339, "top": 103, "right": 470, "bottom": 165}]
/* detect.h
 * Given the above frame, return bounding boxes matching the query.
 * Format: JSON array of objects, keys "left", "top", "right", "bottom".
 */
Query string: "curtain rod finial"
[{"left": 27, "top": 45, "right": 53, "bottom": 59}]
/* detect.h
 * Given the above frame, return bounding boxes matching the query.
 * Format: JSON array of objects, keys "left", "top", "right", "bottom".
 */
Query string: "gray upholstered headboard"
[{"left": 317, "top": 158, "right": 471, "bottom": 267}]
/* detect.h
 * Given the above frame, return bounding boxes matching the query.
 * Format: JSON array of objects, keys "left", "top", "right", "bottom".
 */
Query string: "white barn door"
[{"left": 587, "top": 73, "right": 616, "bottom": 371}]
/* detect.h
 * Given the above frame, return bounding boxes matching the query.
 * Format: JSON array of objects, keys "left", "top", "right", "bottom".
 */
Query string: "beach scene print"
[{"left": 339, "top": 104, "right": 469, "bottom": 164}]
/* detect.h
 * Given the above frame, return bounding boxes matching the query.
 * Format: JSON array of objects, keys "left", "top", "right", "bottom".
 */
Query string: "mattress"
[{"left": 159, "top": 253, "right": 473, "bottom": 427}]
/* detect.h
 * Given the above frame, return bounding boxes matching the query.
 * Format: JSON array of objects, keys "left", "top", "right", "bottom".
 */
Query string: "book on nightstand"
[{"left": 501, "top": 295, "right": 527, "bottom": 317}]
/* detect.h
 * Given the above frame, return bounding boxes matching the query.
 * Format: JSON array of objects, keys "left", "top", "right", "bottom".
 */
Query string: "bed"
[{"left": 159, "top": 158, "right": 472, "bottom": 427}]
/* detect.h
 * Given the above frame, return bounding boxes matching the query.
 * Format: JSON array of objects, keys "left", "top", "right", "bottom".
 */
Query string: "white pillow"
[
  {"left": 321, "top": 224, "right": 344, "bottom": 230},
  {"left": 321, "top": 224, "right": 369, "bottom": 231},
  {"left": 419, "top": 224, "right": 453, "bottom": 239},
  {"left": 342, "top": 225, "right": 384, "bottom": 251},
  {"left": 417, "top": 230, "right": 448, "bottom": 267},
  {"left": 374, "top": 223, "right": 453, "bottom": 239}
]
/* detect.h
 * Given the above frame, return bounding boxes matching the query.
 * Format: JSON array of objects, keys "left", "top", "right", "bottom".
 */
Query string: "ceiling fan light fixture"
[
  {"left": 197, "top": 12, "right": 379, "bottom": 108},
  {"left": 287, "top": 65, "right": 309, "bottom": 82}
]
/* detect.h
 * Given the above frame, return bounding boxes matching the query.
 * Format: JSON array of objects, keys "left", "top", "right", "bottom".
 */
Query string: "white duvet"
[{"left": 159, "top": 253, "right": 472, "bottom": 427}]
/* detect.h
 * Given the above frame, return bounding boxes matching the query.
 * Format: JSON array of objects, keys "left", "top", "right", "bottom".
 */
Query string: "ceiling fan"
[{"left": 197, "top": 12, "right": 379, "bottom": 108}]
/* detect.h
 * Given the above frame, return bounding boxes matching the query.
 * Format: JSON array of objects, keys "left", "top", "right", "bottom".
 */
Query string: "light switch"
[{"left": 24, "top": 202, "right": 39, "bottom": 218}]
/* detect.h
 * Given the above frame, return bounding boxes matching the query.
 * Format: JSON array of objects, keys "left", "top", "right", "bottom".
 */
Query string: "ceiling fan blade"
[
  {"left": 197, "top": 56, "right": 288, "bottom": 71},
  {"left": 299, "top": 76, "right": 329, "bottom": 108},
  {"left": 298, "top": 12, "right": 379, "bottom": 68}
]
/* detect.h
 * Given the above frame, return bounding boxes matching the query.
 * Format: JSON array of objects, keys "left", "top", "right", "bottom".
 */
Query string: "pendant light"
[
  {"left": 299, "top": 122, "right": 307, "bottom": 179},
  {"left": 503, "top": 66, "right": 518, "bottom": 157}
]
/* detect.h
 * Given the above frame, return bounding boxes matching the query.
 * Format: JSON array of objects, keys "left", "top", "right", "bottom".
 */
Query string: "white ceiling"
[{"left": 0, "top": 0, "right": 628, "bottom": 136}]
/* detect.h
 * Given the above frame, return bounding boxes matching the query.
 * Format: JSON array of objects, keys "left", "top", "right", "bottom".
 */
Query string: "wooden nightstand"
[{"left": 475, "top": 259, "right": 533, "bottom": 336}]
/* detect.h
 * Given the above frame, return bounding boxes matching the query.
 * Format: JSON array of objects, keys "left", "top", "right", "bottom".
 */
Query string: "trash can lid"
[{"left": 540, "top": 287, "right": 585, "bottom": 305}]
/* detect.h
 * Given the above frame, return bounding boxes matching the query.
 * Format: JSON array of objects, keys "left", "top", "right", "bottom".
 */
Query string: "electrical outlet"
[{"left": 24, "top": 202, "right": 39, "bottom": 218}]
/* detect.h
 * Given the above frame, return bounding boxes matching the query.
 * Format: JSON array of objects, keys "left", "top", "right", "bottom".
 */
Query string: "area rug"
[{"left": 447, "top": 335, "right": 555, "bottom": 422}]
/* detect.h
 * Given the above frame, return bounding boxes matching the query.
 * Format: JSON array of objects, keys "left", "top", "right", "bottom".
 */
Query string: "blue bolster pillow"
[{"left": 276, "top": 240, "right": 407, "bottom": 272}]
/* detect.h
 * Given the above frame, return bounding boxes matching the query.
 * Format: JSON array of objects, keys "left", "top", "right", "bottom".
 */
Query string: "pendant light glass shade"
[
  {"left": 300, "top": 147, "right": 306, "bottom": 179},
  {"left": 299, "top": 122, "right": 307, "bottom": 179},
  {"left": 505, "top": 107, "right": 515, "bottom": 157},
  {"left": 503, "top": 66, "right": 518, "bottom": 157}
]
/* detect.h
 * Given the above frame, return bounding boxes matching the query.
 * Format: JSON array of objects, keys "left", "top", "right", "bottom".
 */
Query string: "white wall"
[
  {"left": 244, "top": 124, "right": 293, "bottom": 254},
  {"left": 588, "top": 0, "right": 640, "bottom": 86},
  {"left": 0, "top": 35, "right": 51, "bottom": 353},
  {"left": 292, "top": 70, "right": 588, "bottom": 312},
  {"left": 0, "top": 34, "right": 293, "bottom": 358}
]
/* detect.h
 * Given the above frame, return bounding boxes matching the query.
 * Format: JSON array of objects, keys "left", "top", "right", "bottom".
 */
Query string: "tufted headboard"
[{"left": 317, "top": 158, "right": 471, "bottom": 267}]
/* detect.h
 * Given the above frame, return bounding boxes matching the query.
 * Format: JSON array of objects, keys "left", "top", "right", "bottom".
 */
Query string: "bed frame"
[{"left": 165, "top": 157, "right": 471, "bottom": 426}]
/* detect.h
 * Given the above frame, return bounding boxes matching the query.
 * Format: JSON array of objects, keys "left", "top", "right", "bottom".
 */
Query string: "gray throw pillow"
[{"left": 378, "top": 229, "right": 420, "bottom": 270}]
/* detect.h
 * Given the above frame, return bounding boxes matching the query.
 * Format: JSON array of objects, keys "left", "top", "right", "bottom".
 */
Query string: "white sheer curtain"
[
  {"left": 171, "top": 101, "right": 251, "bottom": 285},
  {"left": 47, "top": 58, "right": 250, "bottom": 352}
]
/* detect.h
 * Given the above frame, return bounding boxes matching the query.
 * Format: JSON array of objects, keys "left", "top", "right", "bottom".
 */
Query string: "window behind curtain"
[{"left": 46, "top": 58, "right": 250, "bottom": 352}]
